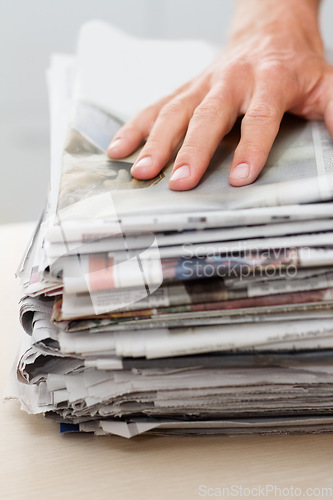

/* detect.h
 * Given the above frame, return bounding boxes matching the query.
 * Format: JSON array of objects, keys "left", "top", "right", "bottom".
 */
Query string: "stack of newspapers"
[{"left": 8, "top": 22, "right": 333, "bottom": 438}]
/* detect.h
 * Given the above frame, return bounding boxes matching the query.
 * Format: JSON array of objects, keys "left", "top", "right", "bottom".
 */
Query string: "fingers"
[
  {"left": 108, "top": 63, "right": 293, "bottom": 190},
  {"left": 168, "top": 83, "right": 240, "bottom": 190},
  {"left": 107, "top": 82, "right": 191, "bottom": 159},
  {"left": 229, "top": 78, "right": 286, "bottom": 186},
  {"left": 107, "top": 100, "right": 168, "bottom": 159},
  {"left": 130, "top": 78, "right": 210, "bottom": 179}
]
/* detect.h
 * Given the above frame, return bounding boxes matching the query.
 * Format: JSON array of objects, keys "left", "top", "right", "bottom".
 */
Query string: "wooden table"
[{"left": 1, "top": 222, "right": 333, "bottom": 500}]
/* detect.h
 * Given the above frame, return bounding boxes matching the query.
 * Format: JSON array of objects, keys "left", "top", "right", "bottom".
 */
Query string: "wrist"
[{"left": 229, "top": 0, "right": 323, "bottom": 55}]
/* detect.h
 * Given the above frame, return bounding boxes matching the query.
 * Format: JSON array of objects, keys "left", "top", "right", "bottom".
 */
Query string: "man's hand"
[{"left": 108, "top": 0, "right": 333, "bottom": 190}]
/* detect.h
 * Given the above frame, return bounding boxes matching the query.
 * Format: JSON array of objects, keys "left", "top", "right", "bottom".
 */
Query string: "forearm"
[{"left": 229, "top": 0, "right": 323, "bottom": 55}]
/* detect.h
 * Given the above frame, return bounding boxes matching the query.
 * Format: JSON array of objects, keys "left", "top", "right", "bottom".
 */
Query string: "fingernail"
[
  {"left": 132, "top": 156, "right": 153, "bottom": 172},
  {"left": 108, "top": 137, "right": 122, "bottom": 152},
  {"left": 170, "top": 165, "right": 191, "bottom": 181},
  {"left": 230, "top": 163, "right": 250, "bottom": 179}
]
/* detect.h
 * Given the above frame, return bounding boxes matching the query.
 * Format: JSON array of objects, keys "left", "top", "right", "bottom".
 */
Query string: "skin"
[{"left": 108, "top": 0, "right": 333, "bottom": 190}]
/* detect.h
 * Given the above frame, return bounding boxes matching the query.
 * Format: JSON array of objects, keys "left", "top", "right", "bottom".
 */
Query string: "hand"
[{"left": 108, "top": 0, "right": 333, "bottom": 190}]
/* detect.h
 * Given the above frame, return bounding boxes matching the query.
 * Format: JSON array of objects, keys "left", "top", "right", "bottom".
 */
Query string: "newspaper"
[
  {"left": 48, "top": 101, "right": 333, "bottom": 246},
  {"left": 55, "top": 319, "right": 333, "bottom": 359},
  {"left": 44, "top": 21, "right": 333, "bottom": 245},
  {"left": 58, "top": 270, "right": 333, "bottom": 320},
  {"left": 7, "top": 21, "right": 333, "bottom": 439},
  {"left": 45, "top": 202, "right": 333, "bottom": 245}
]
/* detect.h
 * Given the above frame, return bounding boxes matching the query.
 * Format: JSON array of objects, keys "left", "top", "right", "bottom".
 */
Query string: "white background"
[{"left": 1, "top": 0, "right": 332, "bottom": 223}]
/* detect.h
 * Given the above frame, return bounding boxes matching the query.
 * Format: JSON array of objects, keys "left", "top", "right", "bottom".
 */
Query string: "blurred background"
[{"left": 1, "top": 0, "right": 333, "bottom": 223}]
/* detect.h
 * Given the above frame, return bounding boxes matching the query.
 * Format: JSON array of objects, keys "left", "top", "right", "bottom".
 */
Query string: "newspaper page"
[{"left": 45, "top": 22, "right": 333, "bottom": 243}]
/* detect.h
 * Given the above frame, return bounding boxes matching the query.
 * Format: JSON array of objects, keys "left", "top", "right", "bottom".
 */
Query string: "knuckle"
[
  {"left": 225, "top": 60, "right": 251, "bottom": 78},
  {"left": 212, "top": 82, "right": 234, "bottom": 102},
  {"left": 243, "top": 103, "right": 280, "bottom": 124},
  {"left": 159, "top": 97, "right": 189, "bottom": 119},
  {"left": 258, "top": 60, "right": 289, "bottom": 78},
  {"left": 257, "top": 57, "right": 301, "bottom": 99},
  {"left": 192, "top": 90, "right": 231, "bottom": 122},
  {"left": 144, "top": 133, "right": 174, "bottom": 157},
  {"left": 144, "top": 135, "right": 165, "bottom": 151},
  {"left": 192, "top": 102, "right": 221, "bottom": 121},
  {"left": 177, "top": 141, "right": 209, "bottom": 161}
]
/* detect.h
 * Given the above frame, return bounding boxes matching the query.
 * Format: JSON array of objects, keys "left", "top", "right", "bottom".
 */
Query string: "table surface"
[{"left": 1, "top": 222, "right": 333, "bottom": 500}]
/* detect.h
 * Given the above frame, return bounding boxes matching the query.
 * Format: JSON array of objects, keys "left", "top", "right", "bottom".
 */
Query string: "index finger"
[{"left": 107, "top": 82, "right": 191, "bottom": 159}]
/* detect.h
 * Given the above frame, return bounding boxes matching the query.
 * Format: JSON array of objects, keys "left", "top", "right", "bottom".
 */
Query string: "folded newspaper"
[{"left": 6, "top": 21, "right": 333, "bottom": 438}]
